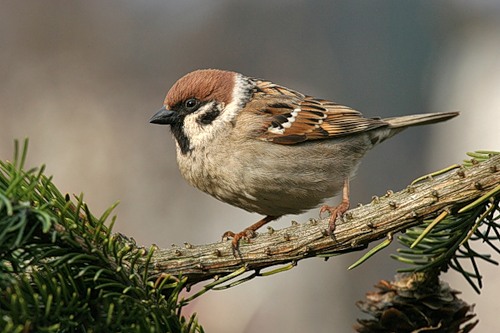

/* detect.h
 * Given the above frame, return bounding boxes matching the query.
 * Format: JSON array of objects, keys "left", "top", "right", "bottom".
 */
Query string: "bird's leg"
[
  {"left": 222, "top": 215, "right": 279, "bottom": 252},
  {"left": 320, "top": 179, "right": 350, "bottom": 235}
]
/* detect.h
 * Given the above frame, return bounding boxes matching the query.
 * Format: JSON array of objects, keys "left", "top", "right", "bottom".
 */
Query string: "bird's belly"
[
  {"left": 177, "top": 136, "right": 368, "bottom": 216},
  {"left": 233, "top": 175, "right": 346, "bottom": 216}
]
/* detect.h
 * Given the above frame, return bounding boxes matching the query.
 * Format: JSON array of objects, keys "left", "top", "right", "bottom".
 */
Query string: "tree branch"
[{"left": 151, "top": 155, "right": 500, "bottom": 285}]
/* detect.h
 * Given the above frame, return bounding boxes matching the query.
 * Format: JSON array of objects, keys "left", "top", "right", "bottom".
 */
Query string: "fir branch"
[
  {"left": 392, "top": 151, "right": 500, "bottom": 293},
  {"left": 151, "top": 153, "right": 500, "bottom": 288},
  {"left": 0, "top": 140, "right": 203, "bottom": 333}
]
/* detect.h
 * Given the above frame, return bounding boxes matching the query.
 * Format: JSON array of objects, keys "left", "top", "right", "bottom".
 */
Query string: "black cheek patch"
[{"left": 197, "top": 108, "right": 221, "bottom": 125}]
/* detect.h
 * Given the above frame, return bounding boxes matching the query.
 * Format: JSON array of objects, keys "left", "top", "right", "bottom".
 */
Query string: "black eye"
[{"left": 184, "top": 98, "right": 199, "bottom": 111}]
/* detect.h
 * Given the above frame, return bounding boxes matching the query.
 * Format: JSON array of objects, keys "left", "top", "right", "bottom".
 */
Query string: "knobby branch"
[{"left": 151, "top": 155, "right": 500, "bottom": 285}]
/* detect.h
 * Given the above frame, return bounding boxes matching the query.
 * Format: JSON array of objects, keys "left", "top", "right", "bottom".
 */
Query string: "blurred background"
[{"left": 1, "top": 1, "right": 499, "bottom": 331}]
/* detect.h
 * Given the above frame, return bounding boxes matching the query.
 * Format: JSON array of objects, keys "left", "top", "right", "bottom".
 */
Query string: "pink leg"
[
  {"left": 320, "top": 179, "right": 350, "bottom": 234},
  {"left": 222, "top": 215, "right": 279, "bottom": 253}
]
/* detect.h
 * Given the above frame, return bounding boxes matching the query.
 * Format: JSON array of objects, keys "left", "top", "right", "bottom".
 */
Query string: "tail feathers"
[
  {"left": 383, "top": 112, "right": 459, "bottom": 129},
  {"left": 369, "top": 112, "right": 458, "bottom": 147}
]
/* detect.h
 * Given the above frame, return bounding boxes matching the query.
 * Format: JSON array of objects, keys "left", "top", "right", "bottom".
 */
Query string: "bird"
[{"left": 150, "top": 69, "right": 458, "bottom": 250}]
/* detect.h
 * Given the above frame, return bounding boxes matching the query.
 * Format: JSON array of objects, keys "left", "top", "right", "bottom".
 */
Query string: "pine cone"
[{"left": 354, "top": 272, "right": 478, "bottom": 333}]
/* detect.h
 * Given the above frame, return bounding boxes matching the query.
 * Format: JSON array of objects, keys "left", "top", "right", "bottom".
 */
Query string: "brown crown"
[{"left": 165, "top": 69, "right": 236, "bottom": 108}]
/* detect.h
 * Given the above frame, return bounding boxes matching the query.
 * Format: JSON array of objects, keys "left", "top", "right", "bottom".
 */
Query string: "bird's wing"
[{"left": 248, "top": 79, "right": 388, "bottom": 144}]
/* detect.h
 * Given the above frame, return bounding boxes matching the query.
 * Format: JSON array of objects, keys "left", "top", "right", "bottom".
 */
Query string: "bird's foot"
[
  {"left": 222, "top": 215, "right": 279, "bottom": 256},
  {"left": 320, "top": 200, "right": 350, "bottom": 235},
  {"left": 222, "top": 228, "right": 256, "bottom": 255}
]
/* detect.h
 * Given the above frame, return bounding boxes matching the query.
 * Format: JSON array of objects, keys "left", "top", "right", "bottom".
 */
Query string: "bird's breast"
[{"left": 175, "top": 135, "right": 371, "bottom": 216}]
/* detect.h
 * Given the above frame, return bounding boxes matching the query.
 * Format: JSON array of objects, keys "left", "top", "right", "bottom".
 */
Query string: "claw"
[
  {"left": 222, "top": 229, "right": 254, "bottom": 250},
  {"left": 320, "top": 179, "right": 350, "bottom": 235},
  {"left": 321, "top": 201, "right": 350, "bottom": 234},
  {"left": 222, "top": 215, "right": 279, "bottom": 255}
]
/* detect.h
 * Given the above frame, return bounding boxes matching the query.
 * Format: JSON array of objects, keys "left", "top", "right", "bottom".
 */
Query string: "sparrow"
[{"left": 150, "top": 69, "right": 458, "bottom": 249}]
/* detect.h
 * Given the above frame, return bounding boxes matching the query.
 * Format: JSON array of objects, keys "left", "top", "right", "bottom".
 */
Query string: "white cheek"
[
  {"left": 182, "top": 103, "right": 224, "bottom": 149},
  {"left": 183, "top": 113, "right": 208, "bottom": 149}
]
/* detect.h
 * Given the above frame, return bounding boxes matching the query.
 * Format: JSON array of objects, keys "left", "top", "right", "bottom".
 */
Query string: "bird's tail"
[
  {"left": 369, "top": 112, "right": 459, "bottom": 146},
  {"left": 383, "top": 112, "right": 459, "bottom": 129}
]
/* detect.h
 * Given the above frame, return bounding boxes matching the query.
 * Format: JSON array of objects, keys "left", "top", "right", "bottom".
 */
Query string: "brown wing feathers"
[{"left": 252, "top": 81, "right": 388, "bottom": 144}]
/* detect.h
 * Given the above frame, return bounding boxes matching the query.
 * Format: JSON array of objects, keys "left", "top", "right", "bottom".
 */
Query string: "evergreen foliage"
[
  {"left": 0, "top": 140, "right": 203, "bottom": 333},
  {"left": 392, "top": 151, "right": 500, "bottom": 293}
]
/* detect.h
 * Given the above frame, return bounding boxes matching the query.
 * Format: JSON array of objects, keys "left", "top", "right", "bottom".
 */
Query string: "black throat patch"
[{"left": 170, "top": 121, "right": 191, "bottom": 155}]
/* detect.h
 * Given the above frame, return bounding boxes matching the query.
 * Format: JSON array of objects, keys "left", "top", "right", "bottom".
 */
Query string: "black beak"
[{"left": 149, "top": 106, "right": 177, "bottom": 125}]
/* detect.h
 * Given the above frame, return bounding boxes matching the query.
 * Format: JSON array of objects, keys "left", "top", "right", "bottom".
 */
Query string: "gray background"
[{"left": 1, "top": 1, "right": 499, "bottom": 332}]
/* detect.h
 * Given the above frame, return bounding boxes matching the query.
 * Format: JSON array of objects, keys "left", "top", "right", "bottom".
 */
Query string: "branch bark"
[{"left": 151, "top": 155, "right": 500, "bottom": 285}]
